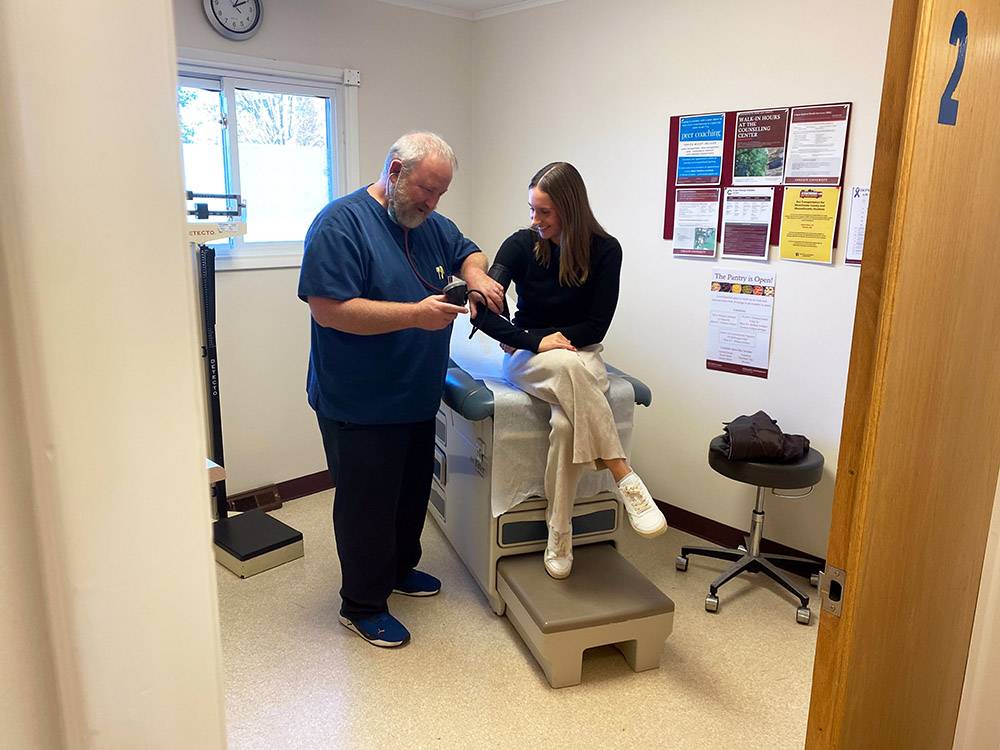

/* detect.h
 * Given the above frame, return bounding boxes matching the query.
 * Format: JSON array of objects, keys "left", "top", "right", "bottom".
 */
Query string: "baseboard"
[
  {"left": 277, "top": 470, "right": 333, "bottom": 502},
  {"left": 655, "top": 499, "right": 826, "bottom": 576},
  {"left": 227, "top": 470, "right": 332, "bottom": 511}
]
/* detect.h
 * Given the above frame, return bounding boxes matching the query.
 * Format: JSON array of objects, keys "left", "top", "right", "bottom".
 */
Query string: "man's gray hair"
[{"left": 381, "top": 132, "right": 458, "bottom": 178}]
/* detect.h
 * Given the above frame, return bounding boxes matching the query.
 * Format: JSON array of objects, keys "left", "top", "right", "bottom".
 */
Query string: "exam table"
[{"left": 429, "top": 320, "right": 675, "bottom": 687}]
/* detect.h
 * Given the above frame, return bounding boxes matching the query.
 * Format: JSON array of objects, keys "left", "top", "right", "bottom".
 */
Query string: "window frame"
[{"left": 177, "top": 48, "right": 360, "bottom": 271}]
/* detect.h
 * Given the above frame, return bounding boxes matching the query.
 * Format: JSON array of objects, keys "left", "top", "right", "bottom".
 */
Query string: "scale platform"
[{"left": 213, "top": 510, "right": 304, "bottom": 578}]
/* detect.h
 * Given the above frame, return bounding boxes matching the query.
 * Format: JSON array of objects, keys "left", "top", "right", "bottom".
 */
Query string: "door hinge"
[{"left": 818, "top": 565, "right": 847, "bottom": 617}]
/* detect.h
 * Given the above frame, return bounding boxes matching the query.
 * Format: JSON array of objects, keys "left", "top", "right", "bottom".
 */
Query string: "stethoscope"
[
  {"left": 402, "top": 227, "right": 495, "bottom": 337},
  {"left": 401, "top": 227, "right": 446, "bottom": 294}
]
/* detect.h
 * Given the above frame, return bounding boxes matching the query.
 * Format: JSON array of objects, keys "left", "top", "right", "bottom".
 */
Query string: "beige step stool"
[{"left": 496, "top": 543, "right": 675, "bottom": 688}]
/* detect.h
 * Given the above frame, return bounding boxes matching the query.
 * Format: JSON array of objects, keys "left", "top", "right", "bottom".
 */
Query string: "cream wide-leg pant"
[{"left": 502, "top": 344, "right": 626, "bottom": 534}]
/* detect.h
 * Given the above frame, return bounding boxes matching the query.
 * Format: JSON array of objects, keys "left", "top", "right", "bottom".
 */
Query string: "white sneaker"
[
  {"left": 544, "top": 527, "right": 573, "bottom": 579},
  {"left": 616, "top": 472, "right": 667, "bottom": 538}
]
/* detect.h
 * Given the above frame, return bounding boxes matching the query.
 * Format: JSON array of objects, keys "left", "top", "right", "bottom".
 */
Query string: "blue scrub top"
[{"left": 298, "top": 187, "right": 479, "bottom": 424}]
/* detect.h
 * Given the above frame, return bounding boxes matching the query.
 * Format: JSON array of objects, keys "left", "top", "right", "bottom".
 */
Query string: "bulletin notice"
[
  {"left": 673, "top": 188, "right": 721, "bottom": 257},
  {"left": 676, "top": 113, "right": 726, "bottom": 185},
  {"left": 706, "top": 268, "right": 777, "bottom": 379},
  {"left": 733, "top": 108, "right": 789, "bottom": 186},
  {"left": 720, "top": 187, "right": 775, "bottom": 260},
  {"left": 778, "top": 186, "right": 841, "bottom": 264}
]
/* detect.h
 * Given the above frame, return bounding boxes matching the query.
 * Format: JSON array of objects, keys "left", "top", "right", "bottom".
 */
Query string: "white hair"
[{"left": 380, "top": 132, "right": 458, "bottom": 178}]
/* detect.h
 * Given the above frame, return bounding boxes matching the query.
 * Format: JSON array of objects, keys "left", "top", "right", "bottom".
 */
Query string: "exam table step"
[{"left": 496, "top": 543, "right": 675, "bottom": 688}]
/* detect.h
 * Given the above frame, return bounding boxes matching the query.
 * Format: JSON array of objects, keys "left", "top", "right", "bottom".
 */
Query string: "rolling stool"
[{"left": 675, "top": 435, "right": 824, "bottom": 625}]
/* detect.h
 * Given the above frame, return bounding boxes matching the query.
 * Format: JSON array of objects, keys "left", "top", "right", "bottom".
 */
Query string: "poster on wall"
[
  {"left": 720, "top": 187, "right": 774, "bottom": 260},
  {"left": 784, "top": 103, "right": 851, "bottom": 185},
  {"left": 845, "top": 186, "right": 870, "bottom": 265},
  {"left": 706, "top": 268, "right": 777, "bottom": 379},
  {"left": 676, "top": 113, "right": 726, "bottom": 185},
  {"left": 733, "top": 108, "right": 789, "bottom": 185},
  {"left": 672, "top": 188, "right": 721, "bottom": 257},
  {"left": 779, "top": 186, "right": 841, "bottom": 264}
]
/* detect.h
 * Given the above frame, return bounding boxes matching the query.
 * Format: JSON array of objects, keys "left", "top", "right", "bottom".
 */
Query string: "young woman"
[{"left": 471, "top": 162, "right": 666, "bottom": 579}]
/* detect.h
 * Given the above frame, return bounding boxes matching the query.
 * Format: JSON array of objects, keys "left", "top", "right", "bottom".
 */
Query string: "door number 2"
[{"left": 938, "top": 10, "right": 968, "bottom": 126}]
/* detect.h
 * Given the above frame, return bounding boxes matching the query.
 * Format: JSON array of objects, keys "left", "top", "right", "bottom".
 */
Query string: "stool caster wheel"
[
  {"left": 810, "top": 572, "right": 820, "bottom": 588},
  {"left": 675, "top": 556, "right": 688, "bottom": 572},
  {"left": 705, "top": 594, "right": 720, "bottom": 613},
  {"left": 796, "top": 607, "right": 811, "bottom": 625}
]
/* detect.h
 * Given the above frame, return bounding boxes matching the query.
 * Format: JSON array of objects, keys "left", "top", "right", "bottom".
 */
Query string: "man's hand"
[
  {"left": 538, "top": 332, "right": 576, "bottom": 352},
  {"left": 463, "top": 267, "right": 504, "bottom": 317},
  {"left": 415, "top": 295, "right": 467, "bottom": 331},
  {"left": 500, "top": 343, "right": 516, "bottom": 355}
]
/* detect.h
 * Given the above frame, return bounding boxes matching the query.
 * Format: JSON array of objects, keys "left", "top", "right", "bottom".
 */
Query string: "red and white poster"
[
  {"left": 672, "top": 188, "right": 721, "bottom": 257},
  {"left": 721, "top": 187, "right": 774, "bottom": 260},
  {"left": 733, "top": 108, "right": 789, "bottom": 185},
  {"left": 784, "top": 103, "right": 851, "bottom": 186}
]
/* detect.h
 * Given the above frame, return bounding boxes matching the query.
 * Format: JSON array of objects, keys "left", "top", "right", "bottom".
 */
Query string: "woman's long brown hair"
[{"left": 529, "top": 162, "right": 607, "bottom": 287}]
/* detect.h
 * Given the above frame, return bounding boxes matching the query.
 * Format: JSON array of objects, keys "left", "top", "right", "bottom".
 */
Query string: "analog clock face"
[{"left": 207, "top": 0, "right": 261, "bottom": 37}]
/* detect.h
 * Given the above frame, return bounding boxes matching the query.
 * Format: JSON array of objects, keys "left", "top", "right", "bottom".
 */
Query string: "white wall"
[
  {"left": 471, "top": 0, "right": 893, "bottom": 556},
  {"left": 954, "top": 471, "right": 1000, "bottom": 748},
  {"left": 0, "top": 0, "right": 226, "bottom": 745},
  {"left": 171, "top": 0, "right": 479, "bottom": 493},
  {"left": 173, "top": 0, "right": 892, "bottom": 554}
]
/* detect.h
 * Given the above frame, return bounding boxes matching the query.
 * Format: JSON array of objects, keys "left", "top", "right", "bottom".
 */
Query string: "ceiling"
[{"left": 375, "top": 0, "right": 565, "bottom": 21}]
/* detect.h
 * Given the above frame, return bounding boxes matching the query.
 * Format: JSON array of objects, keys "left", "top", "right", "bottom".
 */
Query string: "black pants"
[{"left": 317, "top": 414, "right": 435, "bottom": 620}]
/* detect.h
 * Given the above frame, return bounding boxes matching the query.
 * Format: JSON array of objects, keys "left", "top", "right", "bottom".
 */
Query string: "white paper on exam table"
[{"left": 449, "top": 315, "right": 636, "bottom": 517}]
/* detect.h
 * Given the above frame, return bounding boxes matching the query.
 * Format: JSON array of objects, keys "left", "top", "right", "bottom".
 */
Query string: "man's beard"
[{"left": 387, "top": 176, "right": 427, "bottom": 229}]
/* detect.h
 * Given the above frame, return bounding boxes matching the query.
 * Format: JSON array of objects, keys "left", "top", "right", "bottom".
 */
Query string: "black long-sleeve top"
[{"left": 471, "top": 228, "right": 622, "bottom": 352}]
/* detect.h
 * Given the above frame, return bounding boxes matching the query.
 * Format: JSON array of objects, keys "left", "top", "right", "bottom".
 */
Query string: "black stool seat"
[{"left": 708, "top": 435, "right": 824, "bottom": 488}]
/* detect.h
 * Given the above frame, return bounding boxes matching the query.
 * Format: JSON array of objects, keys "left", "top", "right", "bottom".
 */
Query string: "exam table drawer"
[
  {"left": 497, "top": 498, "right": 618, "bottom": 548},
  {"left": 433, "top": 444, "right": 447, "bottom": 487},
  {"left": 435, "top": 407, "right": 448, "bottom": 447}
]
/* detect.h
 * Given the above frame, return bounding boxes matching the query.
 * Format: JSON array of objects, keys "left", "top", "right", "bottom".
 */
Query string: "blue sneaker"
[
  {"left": 393, "top": 569, "right": 441, "bottom": 597},
  {"left": 338, "top": 612, "right": 410, "bottom": 648}
]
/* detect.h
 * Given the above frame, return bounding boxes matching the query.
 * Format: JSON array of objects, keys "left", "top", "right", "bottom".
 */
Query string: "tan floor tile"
[{"left": 217, "top": 492, "right": 817, "bottom": 749}]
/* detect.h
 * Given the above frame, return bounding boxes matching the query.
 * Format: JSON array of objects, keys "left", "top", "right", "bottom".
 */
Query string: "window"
[{"left": 177, "top": 50, "right": 360, "bottom": 269}]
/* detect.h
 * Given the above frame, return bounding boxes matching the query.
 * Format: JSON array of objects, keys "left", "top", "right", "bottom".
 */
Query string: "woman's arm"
[
  {"left": 471, "top": 306, "right": 545, "bottom": 351},
  {"left": 469, "top": 231, "right": 536, "bottom": 349}
]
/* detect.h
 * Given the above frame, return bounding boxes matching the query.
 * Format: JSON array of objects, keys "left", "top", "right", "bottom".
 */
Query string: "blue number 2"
[{"left": 938, "top": 11, "right": 969, "bottom": 126}]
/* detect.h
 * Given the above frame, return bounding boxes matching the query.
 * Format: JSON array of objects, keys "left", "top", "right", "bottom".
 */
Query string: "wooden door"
[{"left": 807, "top": 0, "right": 1000, "bottom": 746}]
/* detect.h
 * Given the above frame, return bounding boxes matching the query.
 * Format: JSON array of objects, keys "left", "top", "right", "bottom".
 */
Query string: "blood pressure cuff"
[{"left": 487, "top": 262, "right": 512, "bottom": 317}]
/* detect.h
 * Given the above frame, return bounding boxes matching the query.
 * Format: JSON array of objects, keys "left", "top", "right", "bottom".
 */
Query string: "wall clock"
[{"left": 202, "top": 0, "right": 262, "bottom": 41}]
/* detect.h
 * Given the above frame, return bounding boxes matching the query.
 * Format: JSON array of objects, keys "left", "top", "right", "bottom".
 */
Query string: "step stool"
[{"left": 496, "top": 543, "right": 675, "bottom": 688}]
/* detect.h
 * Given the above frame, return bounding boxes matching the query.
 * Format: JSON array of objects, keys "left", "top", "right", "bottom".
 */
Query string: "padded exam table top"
[{"left": 443, "top": 360, "right": 652, "bottom": 422}]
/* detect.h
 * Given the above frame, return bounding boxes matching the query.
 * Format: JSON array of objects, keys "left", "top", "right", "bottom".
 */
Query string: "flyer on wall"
[
  {"left": 720, "top": 187, "right": 774, "bottom": 260},
  {"left": 779, "top": 186, "right": 841, "bottom": 264},
  {"left": 784, "top": 103, "right": 851, "bottom": 185},
  {"left": 672, "top": 188, "right": 721, "bottom": 257},
  {"left": 845, "top": 186, "right": 870, "bottom": 265},
  {"left": 732, "top": 108, "right": 789, "bottom": 185},
  {"left": 676, "top": 113, "right": 726, "bottom": 185},
  {"left": 706, "top": 268, "right": 777, "bottom": 379}
]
